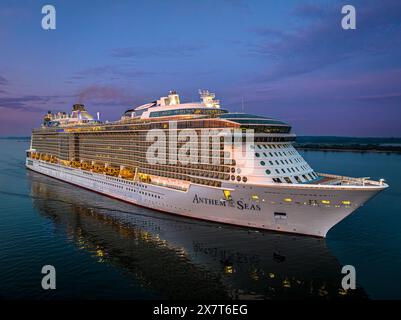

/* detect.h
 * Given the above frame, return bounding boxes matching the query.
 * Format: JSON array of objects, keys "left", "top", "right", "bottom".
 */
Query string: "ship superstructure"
[{"left": 26, "top": 90, "right": 388, "bottom": 237}]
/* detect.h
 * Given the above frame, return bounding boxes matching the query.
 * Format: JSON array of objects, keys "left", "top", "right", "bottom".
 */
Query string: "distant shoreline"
[{"left": 295, "top": 145, "right": 401, "bottom": 154}]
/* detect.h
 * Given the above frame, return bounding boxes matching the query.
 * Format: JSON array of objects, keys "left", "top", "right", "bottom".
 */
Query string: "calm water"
[{"left": 0, "top": 139, "right": 400, "bottom": 300}]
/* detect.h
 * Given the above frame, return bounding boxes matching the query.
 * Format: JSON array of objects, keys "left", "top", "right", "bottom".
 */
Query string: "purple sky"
[{"left": 0, "top": 0, "right": 400, "bottom": 136}]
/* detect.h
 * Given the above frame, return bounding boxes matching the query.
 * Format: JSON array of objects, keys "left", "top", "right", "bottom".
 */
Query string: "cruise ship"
[{"left": 26, "top": 90, "right": 388, "bottom": 237}]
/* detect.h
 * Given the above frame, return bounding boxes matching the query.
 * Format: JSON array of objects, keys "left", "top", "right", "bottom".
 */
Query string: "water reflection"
[{"left": 28, "top": 171, "right": 367, "bottom": 300}]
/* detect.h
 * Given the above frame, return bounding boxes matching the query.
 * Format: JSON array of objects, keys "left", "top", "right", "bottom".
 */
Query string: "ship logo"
[{"left": 192, "top": 195, "right": 260, "bottom": 211}]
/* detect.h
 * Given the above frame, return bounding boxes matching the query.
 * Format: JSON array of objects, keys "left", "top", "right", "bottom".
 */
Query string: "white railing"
[{"left": 317, "top": 172, "right": 385, "bottom": 186}]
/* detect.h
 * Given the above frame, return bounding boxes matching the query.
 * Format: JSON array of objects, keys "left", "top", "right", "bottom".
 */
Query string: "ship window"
[
  {"left": 284, "top": 198, "right": 292, "bottom": 202},
  {"left": 242, "top": 176, "right": 247, "bottom": 183},
  {"left": 269, "top": 161, "right": 274, "bottom": 165},
  {"left": 265, "top": 169, "right": 271, "bottom": 175},
  {"left": 236, "top": 175, "right": 241, "bottom": 181},
  {"left": 275, "top": 169, "right": 280, "bottom": 174},
  {"left": 260, "top": 161, "right": 266, "bottom": 166},
  {"left": 321, "top": 200, "right": 331, "bottom": 205},
  {"left": 251, "top": 195, "right": 259, "bottom": 200},
  {"left": 342, "top": 200, "right": 351, "bottom": 205},
  {"left": 284, "top": 177, "right": 292, "bottom": 184},
  {"left": 255, "top": 153, "right": 260, "bottom": 157}
]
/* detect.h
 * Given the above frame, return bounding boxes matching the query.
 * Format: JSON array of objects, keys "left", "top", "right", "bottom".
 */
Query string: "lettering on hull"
[{"left": 193, "top": 194, "right": 261, "bottom": 211}]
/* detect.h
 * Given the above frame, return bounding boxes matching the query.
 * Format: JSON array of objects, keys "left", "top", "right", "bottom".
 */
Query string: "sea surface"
[{"left": 0, "top": 139, "right": 400, "bottom": 300}]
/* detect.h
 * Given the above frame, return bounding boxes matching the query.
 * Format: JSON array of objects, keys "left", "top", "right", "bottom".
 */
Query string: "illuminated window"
[
  {"left": 251, "top": 195, "right": 259, "bottom": 200},
  {"left": 321, "top": 200, "right": 331, "bottom": 204},
  {"left": 223, "top": 190, "right": 232, "bottom": 200},
  {"left": 342, "top": 200, "right": 351, "bottom": 205},
  {"left": 284, "top": 198, "right": 292, "bottom": 202}
]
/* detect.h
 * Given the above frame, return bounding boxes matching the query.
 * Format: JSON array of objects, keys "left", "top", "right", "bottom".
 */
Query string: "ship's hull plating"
[{"left": 26, "top": 159, "right": 383, "bottom": 237}]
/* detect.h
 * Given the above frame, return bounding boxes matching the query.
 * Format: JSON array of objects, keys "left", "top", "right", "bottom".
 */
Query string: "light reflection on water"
[
  {"left": 2, "top": 140, "right": 400, "bottom": 299},
  {"left": 27, "top": 171, "right": 366, "bottom": 300}
]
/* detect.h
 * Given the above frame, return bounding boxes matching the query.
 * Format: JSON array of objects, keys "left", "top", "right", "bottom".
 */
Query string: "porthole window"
[
  {"left": 265, "top": 169, "right": 271, "bottom": 175},
  {"left": 236, "top": 175, "right": 241, "bottom": 182},
  {"left": 260, "top": 161, "right": 266, "bottom": 166},
  {"left": 242, "top": 176, "right": 248, "bottom": 182},
  {"left": 231, "top": 175, "right": 235, "bottom": 180},
  {"left": 255, "top": 153, "right": 260, "bottom": 157}
]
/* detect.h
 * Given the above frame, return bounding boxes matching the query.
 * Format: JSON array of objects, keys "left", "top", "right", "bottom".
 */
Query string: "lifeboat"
[
  {"left": 120, "top": 168, "right": 134, "bottom": 179},
  {"left": 71, "top": 161, "right": 82, "bottom": 168},
  {"left": 105, "top": 166, "right": 120, "bottom": 176},
  {"left": 81, "top": 162, "right": 91, "bottom": 170},
  {"left": 92, "top": 164, "right": 105, "bottom": 173},
  {"left": 138, "top": 173, "right": 151, "bottom": 183}
]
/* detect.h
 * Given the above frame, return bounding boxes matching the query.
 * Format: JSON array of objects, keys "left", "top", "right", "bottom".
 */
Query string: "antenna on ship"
[{"left": 97, "top": 112, "right": 100, "bottom": 121}]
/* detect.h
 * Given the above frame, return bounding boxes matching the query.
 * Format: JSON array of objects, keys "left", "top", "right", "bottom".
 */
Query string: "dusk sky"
[{"left": 0, "top": 0, "right": 400, "bottom": 136}]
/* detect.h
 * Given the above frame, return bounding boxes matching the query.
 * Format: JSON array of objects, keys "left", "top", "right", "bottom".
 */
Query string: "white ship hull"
[{"left": 26, "top": 158, "right": 385, "bottom": 237}]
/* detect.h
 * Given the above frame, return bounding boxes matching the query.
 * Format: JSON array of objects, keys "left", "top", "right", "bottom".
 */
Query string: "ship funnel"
[
  {"left": 72, "top": 104, "right": 86, "bottom": 111},
  {"left": 168, "top": 90, "right": 180, "bottom": 105}
]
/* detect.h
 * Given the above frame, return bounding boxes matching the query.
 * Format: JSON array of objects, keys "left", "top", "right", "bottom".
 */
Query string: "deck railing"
[{"left": 317, "top": 172, "right": 385, "bottom": 186}]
